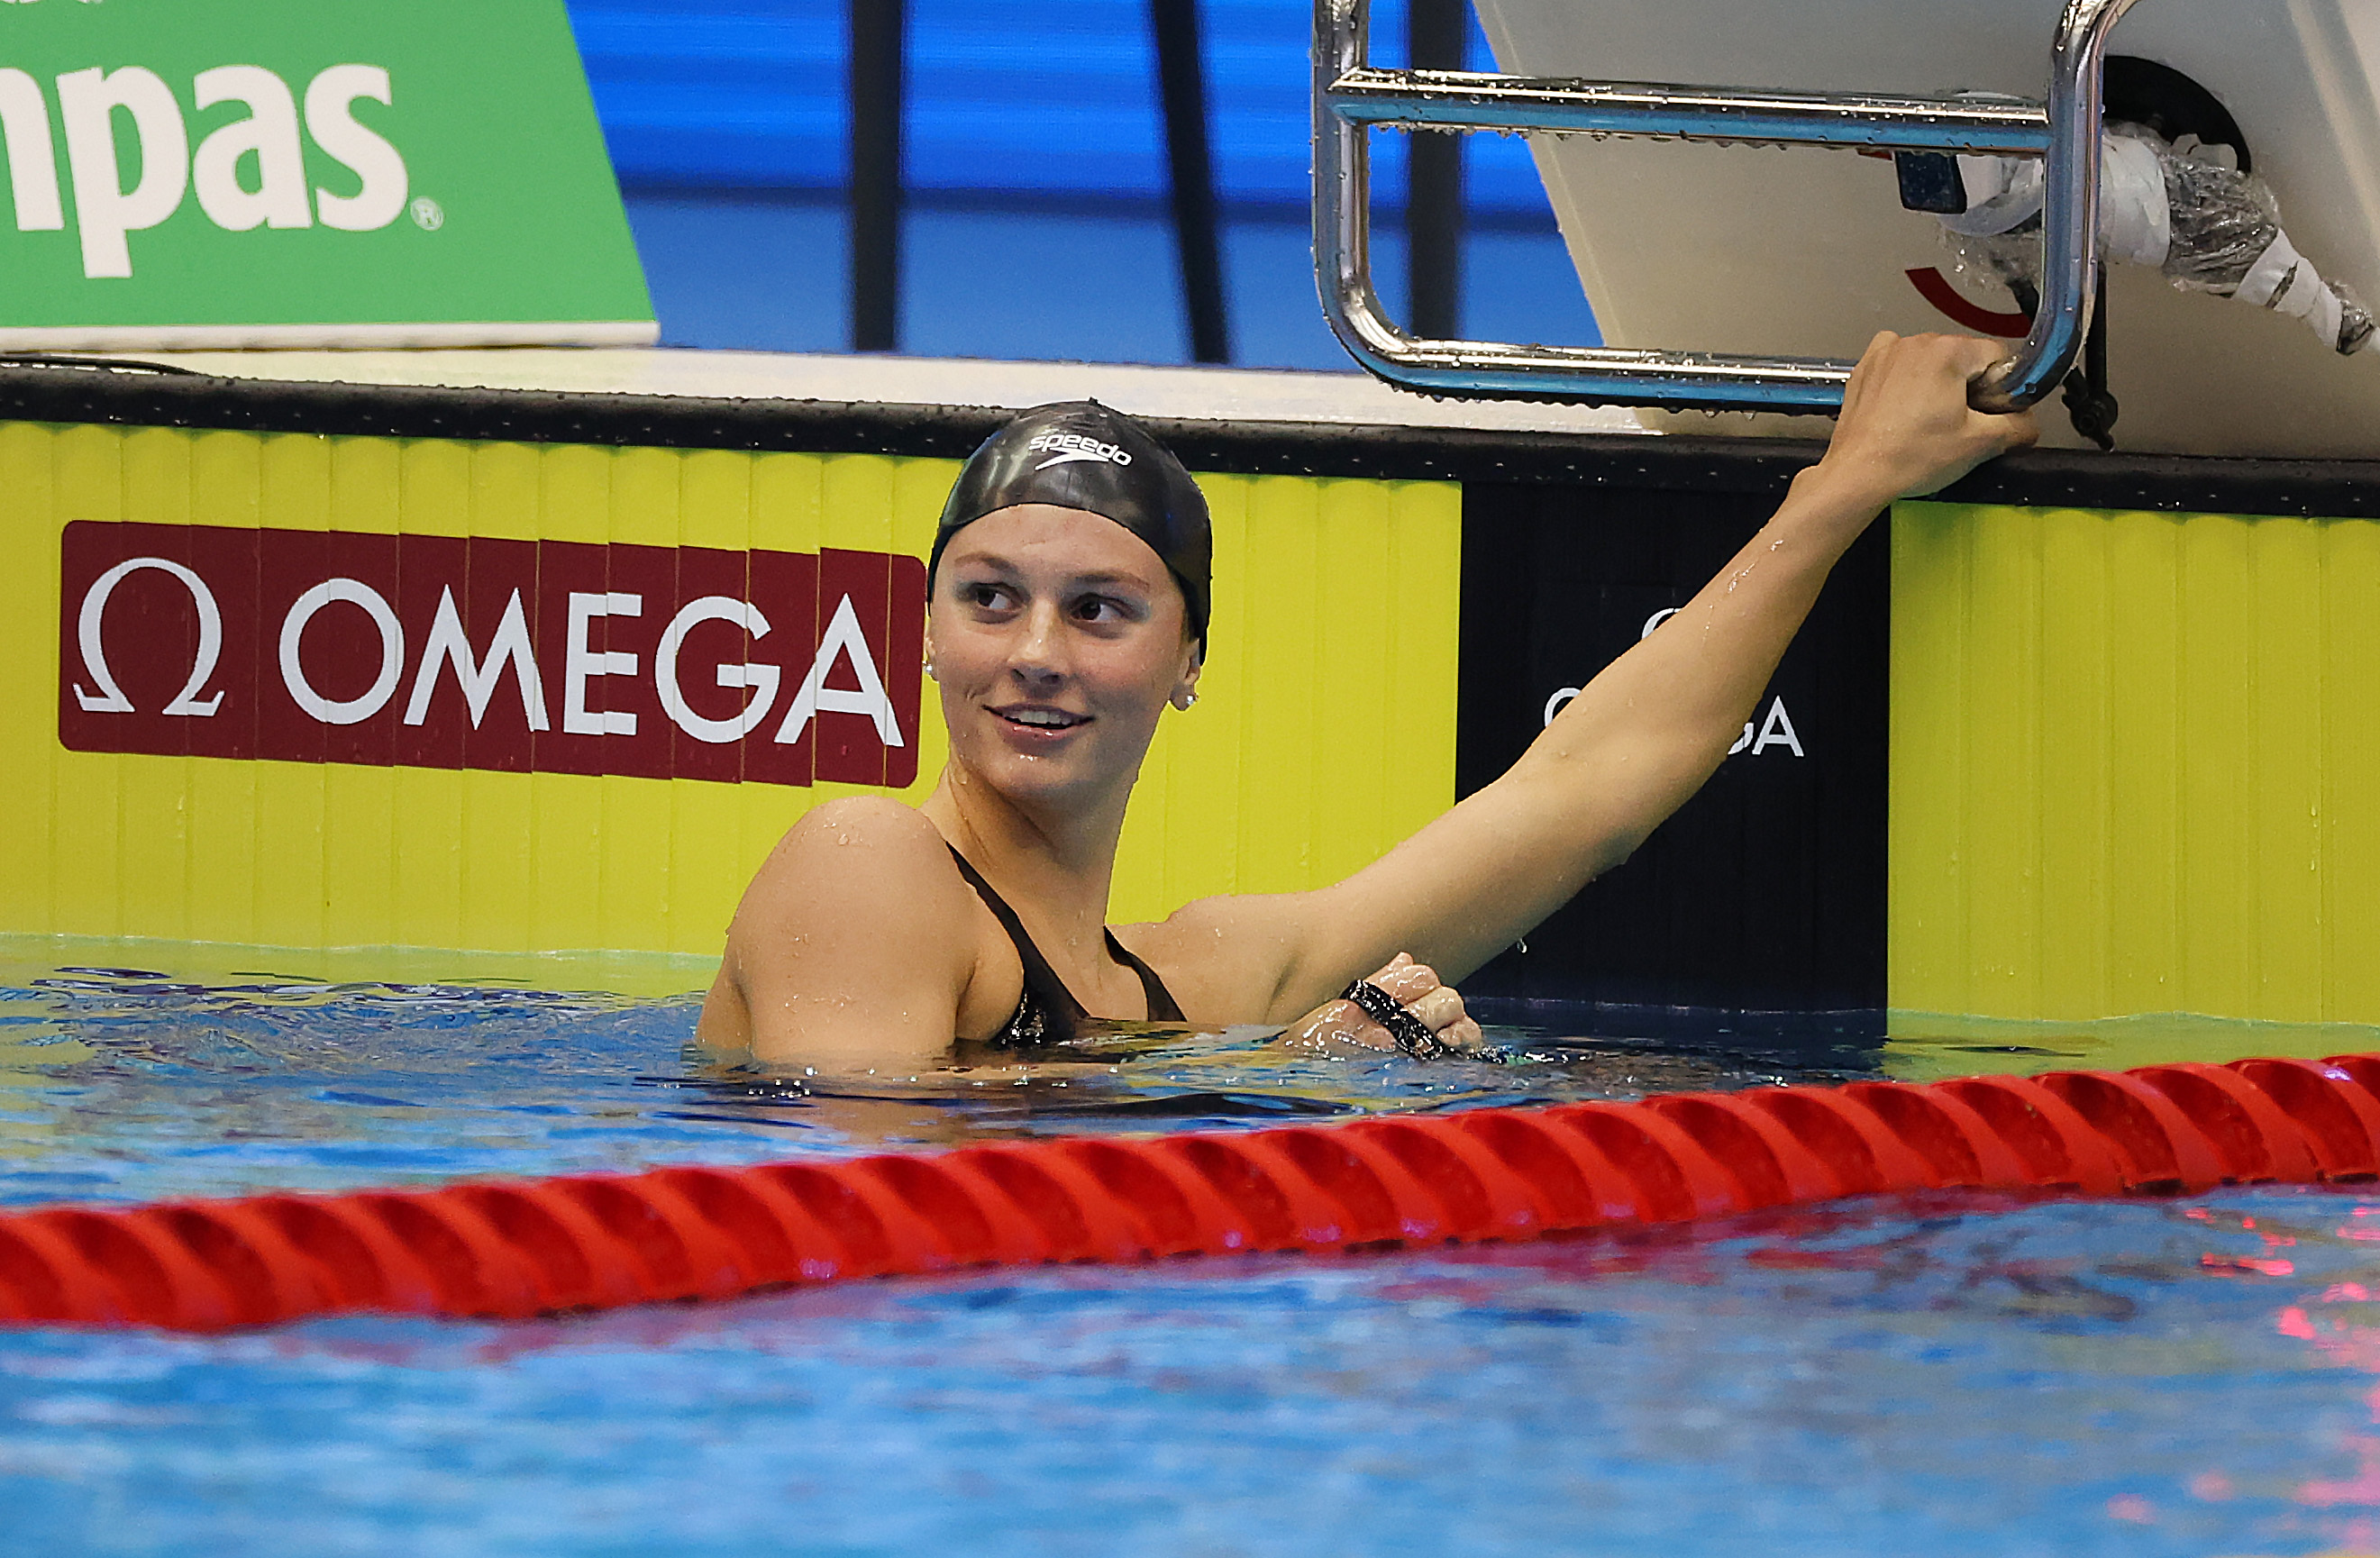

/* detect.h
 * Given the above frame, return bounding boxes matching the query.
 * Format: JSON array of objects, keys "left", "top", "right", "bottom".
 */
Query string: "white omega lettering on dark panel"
[
  {"left": 1728, "top": 697, "right": 1806, "bottom": 757},
  {"left": 1752, "top": 696, "right": 1804, "bottom": 756},
  {"left": 1544, "top": 609, "right": 1682, "bottom": 728},
  {"left": 74, "top": 556, "right": 226, "bottom": 716},
  {"left": 562, "top": 591, "right": 642, "bottom": 736},
  {"left": 404, "top": 587, "right": 548, "bottom": 731},
  {"left": 1550, "top": 685, "right": 1808, "bottom": 757},
  {"left": 777, "top": 594, "right": 905, "bottom": 748},
  {"left": 657, "top": 596, "right": 780, "bottom": 744},
  {"left": 279, "top": 578, "right": 404, "bottom": 725}
]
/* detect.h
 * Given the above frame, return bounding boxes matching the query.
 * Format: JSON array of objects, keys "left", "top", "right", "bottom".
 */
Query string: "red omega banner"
[{"left": 57, "top": 522, "right": 926, "bottom": 788}]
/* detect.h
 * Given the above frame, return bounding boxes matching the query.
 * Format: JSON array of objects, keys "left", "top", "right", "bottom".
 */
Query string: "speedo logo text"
[{"left": 1027, "top": 432, "right": 1134, "bottom": 470}]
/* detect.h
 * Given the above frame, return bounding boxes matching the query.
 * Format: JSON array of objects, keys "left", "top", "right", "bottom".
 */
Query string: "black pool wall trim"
[{"left": 5, "top": 360, "right": 2380, "bottom": 515}]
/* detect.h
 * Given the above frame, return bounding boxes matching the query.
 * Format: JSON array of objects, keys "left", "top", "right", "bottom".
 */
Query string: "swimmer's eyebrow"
[
  {"left": 945, "top": 555, "right": 1157, "bottom": 591},
  {"left": 1061, "top": 569, "right": 1156, "bottom": 591}
]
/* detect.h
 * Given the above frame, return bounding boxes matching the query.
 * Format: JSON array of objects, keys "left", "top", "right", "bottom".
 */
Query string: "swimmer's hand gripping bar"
[{"left": 1313, "top": 0, "right": 2144, "bottom": 414}]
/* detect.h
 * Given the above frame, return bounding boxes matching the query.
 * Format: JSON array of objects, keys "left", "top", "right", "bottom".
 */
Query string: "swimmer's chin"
[{"left": 951, "top": 734, "right": 1118, "bottom": 797}]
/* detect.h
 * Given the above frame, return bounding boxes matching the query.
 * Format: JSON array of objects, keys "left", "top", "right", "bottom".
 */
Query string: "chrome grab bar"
[{"left": 1312, "top": 0, "right": 2144, "bottom": 413}]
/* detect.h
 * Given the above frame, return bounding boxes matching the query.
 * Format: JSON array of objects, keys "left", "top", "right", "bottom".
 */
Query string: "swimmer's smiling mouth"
[{"left": 990, "top": 703, "right": 1091, "bottom": 732}]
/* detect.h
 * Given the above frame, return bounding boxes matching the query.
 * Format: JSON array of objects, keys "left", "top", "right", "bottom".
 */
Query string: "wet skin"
[{"left": 700, "top": 333, "right": 2037, "bottom": 1074}]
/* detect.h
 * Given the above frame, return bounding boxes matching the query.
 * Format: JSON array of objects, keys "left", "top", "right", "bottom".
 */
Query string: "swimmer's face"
[{"left": 927, "top": 504, "right": 1201, "bottom": 806}]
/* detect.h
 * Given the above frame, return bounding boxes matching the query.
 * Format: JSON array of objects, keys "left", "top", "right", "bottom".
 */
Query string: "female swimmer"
[{"left": 698, "top": 332, "right": 2036, "bottom": 1072}]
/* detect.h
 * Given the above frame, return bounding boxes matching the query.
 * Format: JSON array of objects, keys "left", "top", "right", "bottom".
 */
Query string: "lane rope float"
[{"left": 5, "top": 1051, "right": 2379, "bottom": 1331}]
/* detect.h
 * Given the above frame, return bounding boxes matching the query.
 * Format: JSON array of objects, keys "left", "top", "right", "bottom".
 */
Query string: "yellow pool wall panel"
[
  {"left": 1890, "top": 498, "right": 2380, "bottom": 1025},
  {"left": 1, "top": 421, "right": 1462, "bottom": 958}
]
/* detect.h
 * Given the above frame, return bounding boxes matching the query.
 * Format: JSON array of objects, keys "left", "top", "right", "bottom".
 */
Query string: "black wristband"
[{"left": 1340, "top": 978, "right": 1447, "bottom": 1060}]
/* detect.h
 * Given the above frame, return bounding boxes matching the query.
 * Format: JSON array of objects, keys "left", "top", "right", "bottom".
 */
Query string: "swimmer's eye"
[
  {"left": 959, "top": 581, "right": 1017, "bottom": 612},
  {"left": 1069, "top": 592, "right": 1147, "bottom": 627}
]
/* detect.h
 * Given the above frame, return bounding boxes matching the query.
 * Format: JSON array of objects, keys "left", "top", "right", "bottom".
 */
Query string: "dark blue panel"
[
  {"left": 567, "top": 0, "right": 1555, "bottom": 218},
  {"left": 1455, "top": 483, "right": 1887, "bottom": 1018}
]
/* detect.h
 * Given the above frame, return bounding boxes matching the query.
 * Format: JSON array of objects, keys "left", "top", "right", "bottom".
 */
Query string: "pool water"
[
  {"left": 5, "top": 942, "right": 2379, "bottom": 1555},
  {"left": 0, "top": 943, "right": 1892, "bottom": 1208}
]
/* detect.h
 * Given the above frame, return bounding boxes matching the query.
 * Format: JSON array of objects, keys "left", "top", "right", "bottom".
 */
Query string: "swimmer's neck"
[{"left": 919, "top": 762, "right": 1130, "bottom": 931}]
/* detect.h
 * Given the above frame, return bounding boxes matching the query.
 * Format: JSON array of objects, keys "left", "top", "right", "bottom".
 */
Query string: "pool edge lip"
[{"left": 6, "top": 357, "right": 2380, "bottom": 513}]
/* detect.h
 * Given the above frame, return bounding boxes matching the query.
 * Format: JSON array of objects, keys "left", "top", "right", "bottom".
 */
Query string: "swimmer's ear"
[
  {"left": 922, "top": 607, "right": 945, "bottom": 679},
  {"left": 1171, "top": 650, "right": 1203, "bottom": 712}
]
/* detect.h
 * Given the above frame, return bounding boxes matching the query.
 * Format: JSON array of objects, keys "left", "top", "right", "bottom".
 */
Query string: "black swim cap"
[{"left": 928, "top": 401, "right": 1211, "bottom": 647}]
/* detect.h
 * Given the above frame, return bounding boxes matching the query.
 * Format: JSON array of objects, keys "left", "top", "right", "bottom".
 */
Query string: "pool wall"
[
  {"left": 5, "top": 356, "right": 2380, "bottom": 1026},
  {"left": 1892, "top": 499, "right": 2380, "bottom": 1026},
  {"left": 1, "top": 414, "right": 1457, "bottom": 955}
]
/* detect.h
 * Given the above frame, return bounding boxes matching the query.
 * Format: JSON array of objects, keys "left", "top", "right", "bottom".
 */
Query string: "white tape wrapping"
[
  {"left": 2235, "top": 233, "right": 2302, "bottom": 308},
  {"left": 2099, "top": 133, "right": 2171, "bottom": 269},
  {"left": 1941, "top": 133, "right": 2167, "bottom": 262},
  {"left": 2272, "top": 257, "right": 2346, "bottom": 349}
]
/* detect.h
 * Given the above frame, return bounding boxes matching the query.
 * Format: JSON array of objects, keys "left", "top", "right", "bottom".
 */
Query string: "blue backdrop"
[{"left": 563, "top": 0, "right": 1600, "bottom": 365}]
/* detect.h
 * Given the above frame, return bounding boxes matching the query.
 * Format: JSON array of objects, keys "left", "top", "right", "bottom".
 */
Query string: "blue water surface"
[
  {"left": 0, "top": 945, "right": 1865, "bottom": 1207},
  {"left": 3, "top": 943, "right": 2377, "bottom": 1556}
]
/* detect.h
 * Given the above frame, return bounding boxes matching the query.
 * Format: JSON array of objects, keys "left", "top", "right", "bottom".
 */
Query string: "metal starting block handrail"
[{"left": 1312, "top": 0, "right": 2144, "bottom": 414}]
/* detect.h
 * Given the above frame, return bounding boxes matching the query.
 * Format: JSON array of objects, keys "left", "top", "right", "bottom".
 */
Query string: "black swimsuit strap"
[
  {"left": 1104, "top": 930, "right": 1186, "bottom": 1024},
  {"left": 946, "top": 846, "right": 1085, "bottom": 1041},
  {"left": 945, "top": 845, "right": 1185, "bottom": 1034}
]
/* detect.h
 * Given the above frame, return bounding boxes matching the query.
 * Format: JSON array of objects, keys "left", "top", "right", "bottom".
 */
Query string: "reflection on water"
[
  {"left": 6, "top": 1185, "right": 2380, "bottom": 1555},
  {"left": 1883, "top": 1007, "right": 2380, "bottom": 1081},
  {"left": 0, "top": 940, "right": 1889, "bottom": 1207},
  {"left": 7, "top": 939, "right": 2380, "bottom": 1553},
  {"left": 8, "top": 937, "right": 2378, "bottom": 1212}
]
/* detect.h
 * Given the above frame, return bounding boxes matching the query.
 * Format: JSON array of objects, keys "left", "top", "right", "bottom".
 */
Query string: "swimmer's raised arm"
[
  {"left": 707, "top": 357, "right": 2027, "bottom": 1066},
  {"left": 1174, "top": 333, "right": 2038, "bottom": 1022}
]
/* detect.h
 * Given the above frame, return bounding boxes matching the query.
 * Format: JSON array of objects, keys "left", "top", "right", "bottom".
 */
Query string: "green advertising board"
[{"left": 0, "top": 0, "right": 653, "bottom": 348}]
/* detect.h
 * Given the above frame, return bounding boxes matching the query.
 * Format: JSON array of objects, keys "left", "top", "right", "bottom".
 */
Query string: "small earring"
[
  {"left": 1173, "top": 691, "right": 1198, "bottom": 710},
  {"left": 924, "top": 661, "right": 937, "bottom": 681}
]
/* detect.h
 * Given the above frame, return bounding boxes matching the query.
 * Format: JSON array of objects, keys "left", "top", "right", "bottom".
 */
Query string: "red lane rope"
[{"left": 5, "top": 1051, "right": 2378, "bottom": 1332}]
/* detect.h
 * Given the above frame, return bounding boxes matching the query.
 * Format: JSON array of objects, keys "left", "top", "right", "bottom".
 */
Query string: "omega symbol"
[{"left": 72, "top": 556, "right": 226, "bottom": 716}]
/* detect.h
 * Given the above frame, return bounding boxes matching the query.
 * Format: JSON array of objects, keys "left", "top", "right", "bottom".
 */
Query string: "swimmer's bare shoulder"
[{"left": 698, "top": 797, "right": 994, "bottom": 1073}]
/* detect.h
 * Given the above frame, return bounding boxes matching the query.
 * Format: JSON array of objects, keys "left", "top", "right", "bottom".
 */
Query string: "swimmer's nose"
[{"left": 1008, "top": 600, "right": 1071, "bottom": 687}]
